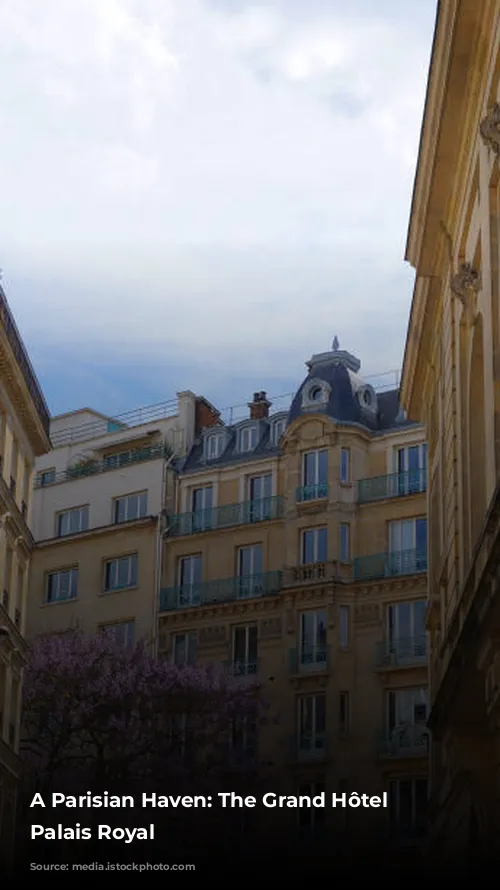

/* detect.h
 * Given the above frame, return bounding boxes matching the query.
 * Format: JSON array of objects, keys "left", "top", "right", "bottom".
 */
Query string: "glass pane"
[
  {"left": 397, "top": 448, "right": 405, "bottom": 473},
  {"left": 314, "top": 695, "right": 326, "bottom": 732},
  {"left": 408, "top": 446, "right": 419, "bottom": 470},
  {"left": 302, "top": 530, "right": 314, "bottom": 564},
  {"left": 251, "top": 545, "right": 262, "bottom": 575},
  {"left": 413, "top": 601, "right": 426, "bottom": 636},
  {"left": 389, "top": 522, "right": 400, "bottom": 552},
  {"left": 239, "top": 547, "right": 251, "bottom": 575},
  {"left": 81, "top": 507, "right": 89, "bottom": 530},
  {"left": 233, "top": 627, "right": 247, "bottom": 663},
  {"left": 247, "top": 625, "right": 258, "bottom": 660},
  {"left": 318, "top": 450, "right": 328, "bottom": 484},
  {"left": 301, "top": 612, "right": 315, "bottom": 648},
  {"left": 316, "top": 610, "right": 327, "bottom": 646},
  {"left": 303, "top": 453, "right": 315, "bottom": 486},
  {"left": 401, "top": 520, "right": 415, "bottom": 551},
  {"left": 416, "top": 518, "right": 427, "bottom": 552},
  {"left": 396, "top": 602, "right": 411, "bottom": 639},
  {"left": 317, "top": 528, "right": 327, "bottom": 562},
  {"left": 130, "top": 555, "right": 138, "bottom": 586}
]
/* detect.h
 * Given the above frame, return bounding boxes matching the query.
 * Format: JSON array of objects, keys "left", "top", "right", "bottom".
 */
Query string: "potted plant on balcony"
[{"left": 67, "top": 456, "right": 100, "bottom": 479}]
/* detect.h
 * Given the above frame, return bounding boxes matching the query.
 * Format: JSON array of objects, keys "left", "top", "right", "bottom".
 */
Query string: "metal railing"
[
  {"left": 168, "top": 496, "right": 285, "bottom": 536},
  {"left": 34, "top": 441, "right": 172, "bottom": 488},
  {"left": 296, "top": 483, "right": 328, "bottom": 502},
  {"left": 0, "top": 285, "right": 51, "bottom": 437},
  {"left": 358, "top": 469, "right": 426, "bottom": 504},
  {"left": 50, "top": 399, "right": 179, "bottom": 447},
  {"left": 159, "top": 570, "right": 282, "bottom": 611},
  {"left": 375, "top": 635, "right": 428, "bottom": 668},
  {"left": 377, "top": 725, "right": 429, "bottom": 757},
  {"left": 283, "top": 561, "right": 338, "bottom": 586},
  {"left": 223, "top": 660, "right": 259, "bottom": 678},
  {"left": 353, "top": 548, "right": 427, "bottom": 581},
  {"left": 289, "top": 645, "right": 329, "bottom": 673},
  {"left": 289, "top": 733, "right": 328, "bottom": 761}
]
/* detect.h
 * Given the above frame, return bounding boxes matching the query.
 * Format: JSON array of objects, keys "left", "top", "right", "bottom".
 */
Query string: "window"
[
  {"left": 239, "top": 425, "right": 257, "bottom": 453},
  {"left": 232, "top": 625, "right": 258, "bottom": 675},
  {"left": 192, "top": 486, "right": 213, "bottom": 531},
  {"left": 178, "top": 555, "right": 202, "bottom": 606},
  {"left": 173, "top": 631, "right": 197, "bottom": 666},
  {"left": 389, "top": 518, "right": 427, "bottom": 573},
  {"left": 114, "top": 492, "right": 147, "bottom": 524},
  {"left": 339, "top": 523, "right": 350, "bottom": 562},
  {"left": 39, "top": 468, "right": 56, "bottom": 487},
  {"left": 297, "top": 693, "right": 326, "bottom": 756},
  {"left": 299, "top": 610, "right": 327, "bottom": 667},
  {"left": 300, "top": 450, "right": 328, "bottom": 500},
  {"left": 237, "top": 545, "right": 263, "bottom": 598},
  {"left": 339, "top": 692, "right": 350, "bottom": 736},
  {"left": 231, "top": 715, "right": 258, "bottom": 764},
  {"left": 103, "top": 450, "right": 136, "bottom": 470},
  {"left": 248, "top": 474, "right": 272, "bottom": 521},
  {"left": 272, "top": 418, "right": 286, "bottom": 444},
  {"left": 339, "top": 605, "right": 350, "bottom": 649},
  {"left": 206, "top": 433, "right": 224, "bottom": 460},
  {"left": 104, "top": 554, "right": 138, "bottom": 591},
  {"left": 298, "top": 781, "right": 326, "bottom": 833},
  {"left": 395, "top": 444, "right": 427, "bottom": 494},
  {"left": 46, "top": 568, "right": 79, "bottom": 604},
  {"left": 301, "top": 527, "right": 327, "bottom": 564},
  {"left": 10, "top": 438, "right": 18, "bottom": 486},
  {"left": 387, "top": 600, "right": 426, "bottom": 658},
  {"left": 340, "top": 447, "right": 350, "bottom": 483},
  {"left": 389, "top": 778, "right": 427, "bottom": 840},
  {"left": 101, "top": 620, "right": 135, "bottom": 648},
  {"left": 57, "top": 506, "right": 89, "bottom": 537},
  {"left": 387, "top": 687, "right": 428, "bottom": 730}
]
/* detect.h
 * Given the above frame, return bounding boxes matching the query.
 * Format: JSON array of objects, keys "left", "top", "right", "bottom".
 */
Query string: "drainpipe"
[{"left": 151, "top": 448, "right": 176, "bottom": 659}]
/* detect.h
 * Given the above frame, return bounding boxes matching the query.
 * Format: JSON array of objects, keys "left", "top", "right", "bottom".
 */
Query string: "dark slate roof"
[{"left": 176, "top": 346, "right": 420, "bottom": 474}]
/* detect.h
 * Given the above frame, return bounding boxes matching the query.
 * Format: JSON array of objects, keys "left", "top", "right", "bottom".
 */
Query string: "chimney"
[
  {"left": 248, "top": 391, "right": 271, "bottom": 420},
  {"left": 194, "top": 397, "right": 221, "bottom": 435}
]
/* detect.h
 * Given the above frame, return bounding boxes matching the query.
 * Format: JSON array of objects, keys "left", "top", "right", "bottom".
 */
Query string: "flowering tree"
[{"left": 22, "top": 630, "right": 264, "bottom": 796}]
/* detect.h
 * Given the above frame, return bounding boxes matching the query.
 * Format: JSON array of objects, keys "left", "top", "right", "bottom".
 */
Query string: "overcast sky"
[{"left": 0, "top": 0, "right": 436, "bottom": 418}]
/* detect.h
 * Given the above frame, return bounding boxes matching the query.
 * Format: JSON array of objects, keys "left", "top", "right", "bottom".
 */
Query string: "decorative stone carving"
[
  {"left": 480, "top": 103, "right": 500, "bottom": 155},
  {"left": 259, "top": 617, "right": 282, "bottom": 640},
  {"left": 354, "top": 603, "right": 379, "bottom": 625},
  {"left": 450, "top": 263, "right": 481, "bottom": 325},
  {"left": 198, "top": 625, "right": 226, "bottom": 647}
]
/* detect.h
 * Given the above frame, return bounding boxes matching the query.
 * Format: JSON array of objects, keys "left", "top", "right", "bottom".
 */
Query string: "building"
[
  {"left": 401, "top": 0, "right": 500, "bottom": 863},
  {"left": 0, "top": 285, "right": 51, "bottom": 861},
  {"left": 28, "top": 392, "right": 219, "bottom": 647},
  {"left": 159, "top": 338, "right": 429, "bottom": 852}
]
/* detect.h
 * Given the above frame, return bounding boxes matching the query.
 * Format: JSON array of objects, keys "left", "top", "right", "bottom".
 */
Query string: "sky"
[{"left": 0, "top": 0, "right": 437, "bottom": 419}]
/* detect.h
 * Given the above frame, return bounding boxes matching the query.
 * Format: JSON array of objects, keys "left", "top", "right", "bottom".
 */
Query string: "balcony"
[
  {"left": 289, "top": 646, "right": 329, "bottom": 674},
  {"left": 377, "top": 724, "right": 429, "bottom": 758},
  {"left": 289, "top": 733, "right": 328, "bottom": 762},
  {"left": 353, "top": 548, "right": 427, "bottom": 581},
  {"left": 283, "top": 560, "right": 339, "bottom": 587},
  {"left": 375, "top": 635, "right": 428, "bottom": 668},
  {"left": 168, "top": 496, "right": 285, "bottom": 537},
  {"left": 296, "top": 483, "right": 328, "bottom": 503},
  {"left": 357, "top": 469, "right": 426, "bottom": 504},
  {"left": 34, "top": 442, "right": 171, "bottom": 488},
  {"left": 159, "top": 570, "right": 282, "bottom": 611},
  {"left": 0, "top": 286, "right": 51, "bottom": 438},
  {"left": 223, "top": 660, "right": 259, "bottom": 678}
]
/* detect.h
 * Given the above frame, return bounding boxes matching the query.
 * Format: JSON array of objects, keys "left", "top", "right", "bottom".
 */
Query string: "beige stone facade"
[
  {"left": 401, "top": 0, "right": 500, "bottom": 863},
  {"left": 28, "top": 392, "right": 219, "bottom": 647},
  {"left": 159, "top": 343, "right": 429, "bottom": 849},
  {"left": 0, "top": 284, "right": 51, "bottom": 864}
]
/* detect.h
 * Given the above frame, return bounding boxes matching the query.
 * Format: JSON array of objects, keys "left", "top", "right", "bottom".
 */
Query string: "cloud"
[{"left": 0, "top": 0, "right": 436, "bottom": 414}]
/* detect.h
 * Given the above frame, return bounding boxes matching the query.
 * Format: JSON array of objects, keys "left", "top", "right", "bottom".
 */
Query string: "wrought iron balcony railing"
[
  {"left": 357, "top": 469, "right": 426, "bottom": 504},
  {"left": 353, "top": 548, "right": 427, "bottom": 581},
  {"left": 283, "top": 560, "right": 339, "bottom": 586},
  {"left": 159, "top": 570, "right": 282, "bottom": 612},
  {"left": 168, "top": 496, "right": 285, "bottom": 536},
  {"left": 377, "top": 724, "right": 429, "bottom": 757},
  {"left": 375, "top": 635, "right": 428, "bottom": 668},
  {"left": 296, "top": 483, "right": 328, "bottom": 503},
  {"left": 223, "top": 659, "right": 259, "bottom": 678},
  {"left": 289, "top": 645, "right": 329, "bottom": 673},
  {"left": 34, "top": 442, "right": 171, "bottom": 488},
  {"left": 0, "top": 286, "right": 51, "bottom": 437},
  {"left": 289, "top": 733, "right": 328, "bottom": 762}
]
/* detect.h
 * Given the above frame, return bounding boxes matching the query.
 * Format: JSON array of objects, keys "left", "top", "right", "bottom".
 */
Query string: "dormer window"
[
  {"left": 206, "top": 433, "right": 224, "bottom": 460},
  {"left": 272, "top": 417, "right": 286, "bottom": 445},
  {"left": 239, "top": 425, "right": 257, "bottom": 453},
  {"left": 301, "top": 378, "right": 331, "bottom": 411}
]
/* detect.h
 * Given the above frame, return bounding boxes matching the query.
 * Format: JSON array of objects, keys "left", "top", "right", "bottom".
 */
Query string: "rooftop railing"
[{"left": 50, "top": 399, "right": 179, "bottom": 447}]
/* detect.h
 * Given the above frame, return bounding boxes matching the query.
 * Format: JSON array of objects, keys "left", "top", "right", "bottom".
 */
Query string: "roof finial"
[{"left": 332, "top": 335, "right": 339, "bottom": 351}]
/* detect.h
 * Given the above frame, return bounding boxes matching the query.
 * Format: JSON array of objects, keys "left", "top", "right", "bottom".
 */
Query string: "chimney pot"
[{"left": 248, "top": 391, "right": 271, "bottom": 420}]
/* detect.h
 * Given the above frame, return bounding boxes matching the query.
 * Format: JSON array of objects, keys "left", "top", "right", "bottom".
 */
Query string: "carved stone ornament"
[
  {"left": 480, "top": 103, "right": 500, "bottom": 155},
  {"left": 450, "top": 263, "right": 481, "bottom": 325}
]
